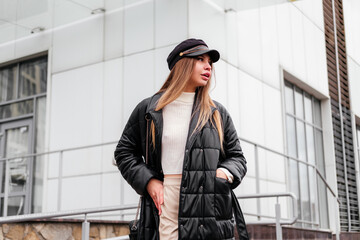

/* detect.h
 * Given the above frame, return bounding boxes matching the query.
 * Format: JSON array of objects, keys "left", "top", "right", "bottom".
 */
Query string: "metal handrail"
[
  {"left": 239, "top": 137, "right": 340, "bottom": 203},
  {"left": 0, "top": 140, "right": 118, "bottom": 162},
  {"left": 237, "top": 192, "right": 298, "bottom": 240},
  {"left": 238, "top": 192, "right": 298, "bottom": 225},
  {"left": 0, "top": 137, "right": 340, "bottom": 239},
  {"left": 0, "top": 203, "right": 137, "bottom": 224}
]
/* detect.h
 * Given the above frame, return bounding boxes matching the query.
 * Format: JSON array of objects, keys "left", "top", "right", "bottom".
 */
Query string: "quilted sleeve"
[{"left": 114, "top": 100, "right": 159, "bottom": 196}]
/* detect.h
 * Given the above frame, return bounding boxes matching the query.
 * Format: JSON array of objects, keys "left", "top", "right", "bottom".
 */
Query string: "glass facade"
[
  {"left": 284, "top": 81, "right": 329, "bottom": 228},
  {"left": 0, "top": 55, "right": 47, "bottom": 216}
]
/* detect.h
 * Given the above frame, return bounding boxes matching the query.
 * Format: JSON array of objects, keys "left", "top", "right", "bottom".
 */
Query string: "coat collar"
[{"left": 146, "top": 89, "right": 218, "bottom": 114}]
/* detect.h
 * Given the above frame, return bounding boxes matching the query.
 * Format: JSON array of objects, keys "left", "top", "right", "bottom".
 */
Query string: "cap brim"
[{"left": 185, "top": 49, "right": 220, "bottom": 63}]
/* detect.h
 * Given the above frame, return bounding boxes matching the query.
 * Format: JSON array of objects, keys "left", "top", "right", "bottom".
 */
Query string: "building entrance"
[{"left": 0, "top": 119, "right": 33, "bottom": 216}]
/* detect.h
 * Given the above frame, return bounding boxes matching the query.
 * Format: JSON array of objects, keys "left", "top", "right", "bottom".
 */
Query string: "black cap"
[{"left": 167, "top": 38, "right": 220, "bottom": 70}]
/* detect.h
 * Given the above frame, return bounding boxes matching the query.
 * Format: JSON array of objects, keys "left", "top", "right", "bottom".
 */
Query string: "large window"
[
  {"left": 0, "top": 55, "right": 47, "bottom": 216},
  {"left": 284, "top": 81, "right": 329, "bottom": 228}
]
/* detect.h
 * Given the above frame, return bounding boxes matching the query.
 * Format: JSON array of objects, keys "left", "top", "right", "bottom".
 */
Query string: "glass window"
[
  {"left": 0, "top": 65, "right": 17, "bottom": 102},
  {"left": 284, "top": 81, "right": 328, "bottom": 228},
  {"left": 285, "top": 82, "right": 294, "bottom": 114},
  {"left": 18, "top": 57, "right": 47, "bottom": 98},
  {"left": 295, "top": 87, "right": 304, "bottom": 118},
  {"left": 0, "top": 55, "right": 47, "bottom": 216}
]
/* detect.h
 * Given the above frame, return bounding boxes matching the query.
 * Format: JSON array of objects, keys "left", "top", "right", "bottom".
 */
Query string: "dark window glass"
[
  {"left": 0, "top": 65, "right": 17, "bottom": 102},
  {"left": 0, "top": 100, "right": 34, "bottom": 120},
  {"left": 284, "top": 80, "right": 327, "bottom": 228},
  {"left": 18, "top": 57, "right": 47, "bottom": 98}
]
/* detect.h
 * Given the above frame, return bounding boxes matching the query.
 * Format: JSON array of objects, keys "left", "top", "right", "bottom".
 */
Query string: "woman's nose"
[{"left": 205, "top": 62, "right": 211, "bottom": 70}]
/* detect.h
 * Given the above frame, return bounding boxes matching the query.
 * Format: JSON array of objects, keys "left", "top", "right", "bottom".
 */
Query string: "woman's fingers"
[
  {"left": 146, "top": 179, "right": 164, "bottom": 215},
  {"left": 216, "top": 169, "right": 227, "bottom": 180}
]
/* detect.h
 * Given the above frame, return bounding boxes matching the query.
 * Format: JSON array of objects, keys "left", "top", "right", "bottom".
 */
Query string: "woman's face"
[{"left": 184, "top": 54, "right": 212, "bottom": 92}]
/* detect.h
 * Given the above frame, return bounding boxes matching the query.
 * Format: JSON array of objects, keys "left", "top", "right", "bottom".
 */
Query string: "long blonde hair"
[{"left": 150, "top": 57, "right": 224, "bottom": 152}]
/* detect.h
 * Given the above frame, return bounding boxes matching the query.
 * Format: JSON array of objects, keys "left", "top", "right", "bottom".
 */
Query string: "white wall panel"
[
  {"left": 227, "top": 64, "right": 240, "bottom": 132},
  {"left": 61, "top": 175, "right": 101, "bottom": 210},
  {"left": 188, "top": 0, "right": 226, "bottom": 61},
  {"left": 102, "top": 144, "right": 119, "bottom": 172},
  {"left": 105, "top": 0, "right": 124, "bottom": 10},
  {"left": 260, "top": 4, "right": 280, "bottom": 88},
  {"left": 101, "top": 173, "right": 122, "bottom": 206},
  {"left": 343, "top": 0, "right": 360, "bottom": 64},
  {"left": 314, "top": 26, "right": 329, "bottom": 95},
  {"left": 49, "top": 63, "right": 103, "bottom": 150},
  {"left": 348, "top": 57, "right": 360, "bottom": 117},
  {"left": 104, "top": 8, "right": 124, "bottom": 60},
  {"left": 303, "top": 17, "right": 319, "bottom": 88},
  {"left": 103, "top": 58, "right": 123, "bottom": 142},
  {"left": 237, "top": 8, "right": 262, "bottom": 80},
  {"left": 290, "top": 4, "right": 307, "bottom": 81},
  {"left": 266, "top": 152, "right": 286, "bottom": 183},
  {"left": 155, "top": 0, "right": 187, "bottom": 48},
  {"left": 14, "top": 32, "right": 51, "bottom": 59},
  {"left": 238, "top": 70, "right": 265, "bottom": 145},
  {"left": 124, "top": 1, "right": 154, "bottom": 55},
  {"left": 276, "top": 3, "right": 293, "bottom": 72},
  {"left": 62, "top": 147, "right": 102, "bottom": 177},
  {"left": 292, "top": 0, "right": 324, "bottom": 31},
  {"left": 263, "top": 85, "right": 283, "bottom": 152},
  {"left": 52, "top": 15, "right": 104, "bottom": 73},
  {"left": 0, "top": 42, "right": 15, "bottom": 63},
  {"left": 44, "top": 179, "right": 58, "bottom": 212},
  {"left": 123, "top": 182, "right": 140, "bottom": 204},
  {"left": 47, "top": 154, "right": 60, "bottom": 179},
  {"left": 225, "top": 12, "right": 239, "bottom": 66},
  {"left": 123, "top": 51, "right": 155, "bottom": 124},
  {"left": 154, "top": 45, "right": 173, "bottom": 91},
  {"left": 210, "top": 60, "right": 228, "bottom": 108}
]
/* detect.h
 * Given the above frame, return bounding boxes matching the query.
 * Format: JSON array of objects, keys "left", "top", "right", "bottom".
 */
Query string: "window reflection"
[
  {"left": 0, "top": 65, "right": 17, "bottom": 102},
  {"left": 18, "top": 57, "right": 47, "bottom": 98},
  {"left": 284, "top": 81, "right": 328, "bottom": 228},
  {"left": 0, "top": 100, "right": 33, "bottom": 120}
]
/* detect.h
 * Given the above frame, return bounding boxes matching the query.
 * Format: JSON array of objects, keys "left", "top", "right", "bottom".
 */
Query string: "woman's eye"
[{"left": 197, "top": 57, "right": 203, "bottom": 61}]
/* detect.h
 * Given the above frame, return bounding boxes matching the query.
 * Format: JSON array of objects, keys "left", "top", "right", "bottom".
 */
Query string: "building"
[{"left": 0, "top": 0, "right": 360, "bottom": 238}]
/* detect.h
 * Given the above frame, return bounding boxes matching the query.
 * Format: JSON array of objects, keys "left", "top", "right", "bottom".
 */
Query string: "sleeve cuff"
[{"left": 218, "top": 167, "right": 234, "bottom": 183}]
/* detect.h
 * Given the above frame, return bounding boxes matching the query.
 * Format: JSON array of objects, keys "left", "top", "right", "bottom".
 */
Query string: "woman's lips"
[{"left": 201, "top": 73, "right": 210, "bottom": 80}]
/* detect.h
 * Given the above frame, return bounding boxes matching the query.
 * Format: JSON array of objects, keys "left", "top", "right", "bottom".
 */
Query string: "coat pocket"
[{"left": 214, "top": 176, "right": 233, "bottom": 219}]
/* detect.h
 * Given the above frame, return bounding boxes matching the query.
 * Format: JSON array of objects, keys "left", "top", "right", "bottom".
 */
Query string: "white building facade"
[{"left": 0, "top": 0, "right": 360, "bottom": 235}]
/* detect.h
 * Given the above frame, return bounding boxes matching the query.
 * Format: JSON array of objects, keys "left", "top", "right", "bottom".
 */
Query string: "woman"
[{"left": 114, "top": 38, "right": 248, "bottom": 240}]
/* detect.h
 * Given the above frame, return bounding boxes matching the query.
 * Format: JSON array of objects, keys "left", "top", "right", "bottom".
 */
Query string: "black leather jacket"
[{"left": 114, "top": 92, "right": 248, "bottom": 240}]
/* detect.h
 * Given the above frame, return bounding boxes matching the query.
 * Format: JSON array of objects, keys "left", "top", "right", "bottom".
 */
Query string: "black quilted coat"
[{"left": 114, "top": 91, "right": 248, "bottom": 240}]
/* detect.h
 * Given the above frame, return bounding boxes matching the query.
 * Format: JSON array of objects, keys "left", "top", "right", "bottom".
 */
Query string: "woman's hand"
[
  {"left": 146, "top": 178, "right": 164, "bottom": 215},
  {"left": 216, "top": 169, "right": 227, "bottom": 180}
]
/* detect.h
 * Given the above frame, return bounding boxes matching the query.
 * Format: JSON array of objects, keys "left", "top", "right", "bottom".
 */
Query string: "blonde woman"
[{"left": 115, "top": 39, "right": 248, "bottom": 240}]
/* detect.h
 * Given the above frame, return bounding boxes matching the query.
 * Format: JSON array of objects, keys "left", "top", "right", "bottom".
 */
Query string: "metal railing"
[
  {"left": 0, "top": 192, "right": 296, "bottom": 240},
  {"left": 239, "top": 137, "right": 340, "bottom": 240},
  {"left": 0, "top": 137, "right": 340, "bottom": 239}
]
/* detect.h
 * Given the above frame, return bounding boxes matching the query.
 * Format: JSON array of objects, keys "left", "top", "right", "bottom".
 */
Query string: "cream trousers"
[{"left": 159, "top": 176, "right": 181, "bottom": 240}]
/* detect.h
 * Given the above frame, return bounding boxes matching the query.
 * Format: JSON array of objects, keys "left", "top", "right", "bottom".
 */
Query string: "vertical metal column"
[
  {"left": 275, "top": 197, "right": 282, "bottom": 240},
  {"left": 255, "top": 145, "right": 261, "bottom": 220},
  {"left": 57, "top": 151, "right": 63, "bottom": 211},
  {"left": 331, "top": 0, "right": 351, "bottom": 231},
  {"left": 82, "top": 213, "right": 90, "bottom": 240}
]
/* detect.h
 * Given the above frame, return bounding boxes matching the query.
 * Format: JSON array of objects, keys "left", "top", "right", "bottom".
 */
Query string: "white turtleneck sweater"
[
  {"left": 161, "top": 92, "right": 195, "bottom": 174},
  {"left": 161, "top": 92, "right": 234, "bottom": 182}
]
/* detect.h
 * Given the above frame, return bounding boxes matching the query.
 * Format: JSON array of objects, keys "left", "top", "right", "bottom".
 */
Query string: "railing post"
[
  {"left": 335, "top": 197, "right": 340, "bottom": 240},
  {"left": 254, "top": 144, "right": 261, "bottom": 220},
  {"left": 57, "top": 151, "right": 63, "bottom": 211},
  {"left": 82, "top": 213, "right": 90, "bottom": 240},
  {"left": 275, "top": 197, "right": 282, "bottom": 240},
  {"left": 3, "top": 158, "right": 10, "bottom": 216}
]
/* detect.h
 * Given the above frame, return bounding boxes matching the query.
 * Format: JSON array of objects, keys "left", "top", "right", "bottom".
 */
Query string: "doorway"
[{"left": 0, "top": 119, "right": 33, "bottom": 216}]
